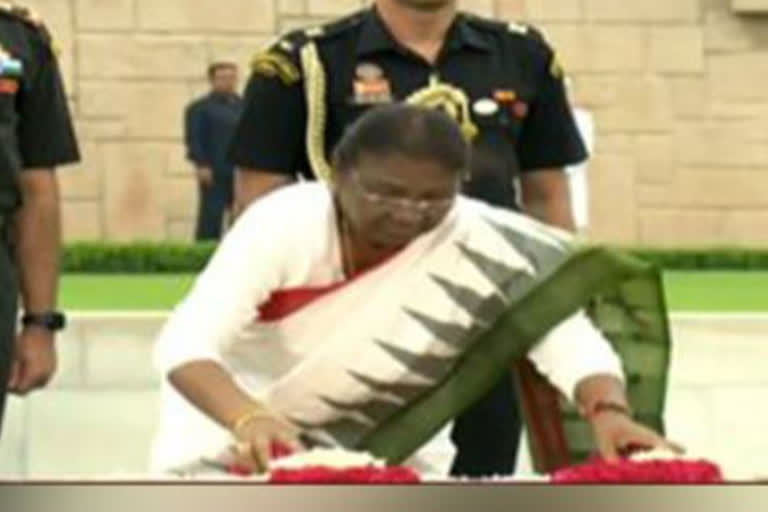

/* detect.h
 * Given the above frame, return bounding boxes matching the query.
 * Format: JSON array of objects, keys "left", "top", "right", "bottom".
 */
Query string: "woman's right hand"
[{"left": 229, "top": 409, "right": 305, "bottom": 473}]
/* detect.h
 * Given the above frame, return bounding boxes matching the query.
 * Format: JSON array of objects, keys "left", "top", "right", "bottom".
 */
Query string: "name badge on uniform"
[{"left": 352, "top": 63, "right": 392, "bottom": 105}]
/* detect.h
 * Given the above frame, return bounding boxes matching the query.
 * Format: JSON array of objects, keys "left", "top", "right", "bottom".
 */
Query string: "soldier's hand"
[
  {"left": 8, "top": 327, "right": 58, "bottom": 395},
  {"left": 197, "top": 167, "right": 214, "bottom": 187}
]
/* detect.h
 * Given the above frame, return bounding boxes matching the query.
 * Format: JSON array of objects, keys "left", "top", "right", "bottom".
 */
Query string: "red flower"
[
  {"left": 270, "top": 441, "right": 294, "bottom": 460},
  {"left": 228, "top": 464, "right": 253, "bottom": 477},
  {"left": 552, "top": 458, "right": 724, "bottom": 484}
]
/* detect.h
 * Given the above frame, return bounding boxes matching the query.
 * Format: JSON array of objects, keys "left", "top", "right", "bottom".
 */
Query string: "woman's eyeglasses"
[{"left": 349, "top": 172, "right": 458, "bottom": 214}]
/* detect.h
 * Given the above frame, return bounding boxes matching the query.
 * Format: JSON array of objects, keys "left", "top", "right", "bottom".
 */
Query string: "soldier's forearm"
[
  {"left": 520, "top": 168, "right": 576, "bottom": 232},
  {"left": 524, "top": 195, "right": 576, "bottom": 232},
  {"left": 13, "top": 169, "right": 61, "bottom": 314},
  {"left": 233, "top": 168, "right": 292, "bottom": 218}
]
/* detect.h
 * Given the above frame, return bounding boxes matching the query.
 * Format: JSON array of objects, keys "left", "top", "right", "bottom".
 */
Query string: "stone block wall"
[{"left": 23, "top": 0, "right": 768, "bottom": 246}]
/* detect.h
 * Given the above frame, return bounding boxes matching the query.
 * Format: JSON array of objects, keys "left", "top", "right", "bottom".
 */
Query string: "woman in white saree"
[{"left": 151, "top": 105, "right": 677, "bottom": 475}]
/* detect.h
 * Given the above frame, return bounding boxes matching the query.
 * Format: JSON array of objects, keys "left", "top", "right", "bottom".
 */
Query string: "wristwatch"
[{"left": 21, "top": 311, "right": 67, "bottom": 332}]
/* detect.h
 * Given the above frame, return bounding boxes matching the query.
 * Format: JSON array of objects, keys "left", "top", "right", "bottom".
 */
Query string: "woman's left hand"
[{"left": 590, "top": 411, "right": 684, "bottom": 462}]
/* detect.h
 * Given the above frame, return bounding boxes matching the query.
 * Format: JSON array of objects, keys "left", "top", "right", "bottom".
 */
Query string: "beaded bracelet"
[{"left": 585, "top": 400, "right": 633, "bottom": 421}]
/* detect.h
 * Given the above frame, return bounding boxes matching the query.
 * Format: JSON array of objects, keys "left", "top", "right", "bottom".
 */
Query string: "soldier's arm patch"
[
  {"left": 278, "top": 39, "right": 294, "bottom": 52},
  {"left": 250, "top": 50, "right": 301, "bottom": 85},
  {"left": 507, "top": 22, "right": 565, "bottom": 80},
  {"left": 550, "top": 51, "right": 565, "bottom": 80}
]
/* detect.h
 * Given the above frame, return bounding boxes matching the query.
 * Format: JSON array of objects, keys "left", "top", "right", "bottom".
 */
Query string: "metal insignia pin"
[
  {"left": 473, "top": 98, "right": 499, "bottom": 116},
  {"left": 356, "top": 62, "right": 383, "bottom": 81}
]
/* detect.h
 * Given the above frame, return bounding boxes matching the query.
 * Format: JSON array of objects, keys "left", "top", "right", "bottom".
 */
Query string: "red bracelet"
[{"left": 585, "top": 401, "right": 632, "bottom": 421}]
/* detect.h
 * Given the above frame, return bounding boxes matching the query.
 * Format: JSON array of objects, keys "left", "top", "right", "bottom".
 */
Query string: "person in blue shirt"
[{"left": 185, "top": 62, "right": 244, "bottom": 241}]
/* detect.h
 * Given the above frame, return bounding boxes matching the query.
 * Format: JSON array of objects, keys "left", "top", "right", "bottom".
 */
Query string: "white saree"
[{"left": 150, "top": 183, "right": 622, "bottom": 473}]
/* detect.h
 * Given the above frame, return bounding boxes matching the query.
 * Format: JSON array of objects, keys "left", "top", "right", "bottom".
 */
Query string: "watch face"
[{"left": 49, "top": 313, "right": 66, "bottom": 330}]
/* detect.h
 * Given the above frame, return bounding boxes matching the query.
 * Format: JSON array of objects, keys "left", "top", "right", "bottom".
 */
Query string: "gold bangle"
[{"left": 230, "top": 406, "right": 273, "bottom": 435}]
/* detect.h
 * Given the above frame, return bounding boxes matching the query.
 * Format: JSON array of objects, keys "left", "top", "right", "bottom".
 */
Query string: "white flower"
[
  {"left": 629, "top": 448, "right": 696, "bottom": 462},
  {"left": 270, "top": 448, "right": 385, "bottom": 470}
]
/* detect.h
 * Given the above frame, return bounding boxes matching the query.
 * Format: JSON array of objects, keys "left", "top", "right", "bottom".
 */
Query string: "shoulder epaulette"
[
  {"left": 518, "top": 23, "right": 550, "bottom": 44},
  {"left": 462, "top": 12, "right": 532, "bottom": 36},
  {"left": 251, "top": 11, "right": 364, "bottom": 85},
  {"left": 249, "top": 29, "right": 307, "bottom": 84},
  {"left": 270, "top": 9, "right": 365, "bottom": 53},
  {"left": 504, "top": 23, "right": 562, "bottom": 78},
  {"left": 461, "top": 12, "right": 508, "bottom": 32},
  {"left": 250, "top": 46, "right": 301, "bottom": 85},
  {"left": 507, "top": 21, "right": 532, "bottom": 36},
  {"left": 463, "top": 12, "right": 543, "bottom": 41},
  {"left": 0, "top": 2, "right": 52, "bottom": 43},
  {"left": 463, "top": 13, "right": 562, "bottom": 78},
  {"left": 301, "top": 10, "right": 364, "bottom": 42}
]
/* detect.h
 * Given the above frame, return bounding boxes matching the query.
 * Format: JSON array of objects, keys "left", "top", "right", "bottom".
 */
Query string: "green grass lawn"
[
  {"left": 57, "top": 271, "right": 768, "bottom": 312},
  {"left": 662, "top": 271, "right": 768, "bottom": 312},
  {"left": 59, "top": 274, "right": 196, "bottom": 311}
]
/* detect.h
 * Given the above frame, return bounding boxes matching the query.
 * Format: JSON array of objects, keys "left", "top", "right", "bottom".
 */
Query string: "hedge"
[
  {"left": 62, "top": 242, "right": 218, "bottom": 273},
  {"left": 628, "top": 248, "right": 768, "bottom": 271},
  {"left": 60, "top": 242, "right": 768, "bottom": 273}
]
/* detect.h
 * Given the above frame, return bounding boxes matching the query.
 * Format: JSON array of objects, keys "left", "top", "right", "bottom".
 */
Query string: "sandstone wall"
[{"left": 23, "top": 0, "right": 768, "bottom": 246}]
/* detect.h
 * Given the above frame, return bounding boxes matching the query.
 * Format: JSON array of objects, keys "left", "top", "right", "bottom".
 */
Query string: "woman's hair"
[{"left": 332, "top": 104, "right": 470, "bottom": 176}]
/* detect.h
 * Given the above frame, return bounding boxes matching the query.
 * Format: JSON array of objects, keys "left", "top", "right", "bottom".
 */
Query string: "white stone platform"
[{"left": 1, "top": 313, "right": 766, "bottom": 480}]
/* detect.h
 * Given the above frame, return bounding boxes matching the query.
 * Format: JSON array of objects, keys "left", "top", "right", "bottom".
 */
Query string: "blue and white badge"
[
  {"left": 0, "top": 44, "right": 23, "bottom": 77},
  {"left": 0, "top": 57, "right": 23, "bottom": 77}
]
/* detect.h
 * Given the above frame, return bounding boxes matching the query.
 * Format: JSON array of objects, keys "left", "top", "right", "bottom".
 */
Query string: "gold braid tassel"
[
  {"left": 405, "top": 75, "right": 479, "bottom": 143},
  {"left": 405, "top": 76, "right": 478, "bottom": 180},
  {"left": 300, "top": 48, "right": 478, "bottom": 183},
  {"left": 300, "top": 42, "right": 334, "bottom": 183}
]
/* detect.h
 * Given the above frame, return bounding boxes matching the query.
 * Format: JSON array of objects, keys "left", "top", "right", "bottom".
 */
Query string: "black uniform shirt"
[
  {"left": 0, "top": 4, "right": 79, "bottom": 214},
  {"left": 230, "top": 7, "right": 586, "bottom": 209}
]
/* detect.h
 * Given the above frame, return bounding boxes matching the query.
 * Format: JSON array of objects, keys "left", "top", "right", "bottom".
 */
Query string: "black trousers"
[
  {"left": 0, "top": 232, "right": 17, "bottom": 438},
  {"left": 195, "top": 183, "right": 232, "bottom": 241},
  {"left": 449, "top": 373, "right": 522, "bottom": 476}
]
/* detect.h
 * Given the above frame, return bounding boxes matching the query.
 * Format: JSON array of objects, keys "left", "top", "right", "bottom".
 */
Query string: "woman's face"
[{"left": 335, "top": 153, "right": 460, "bottom": 250}]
